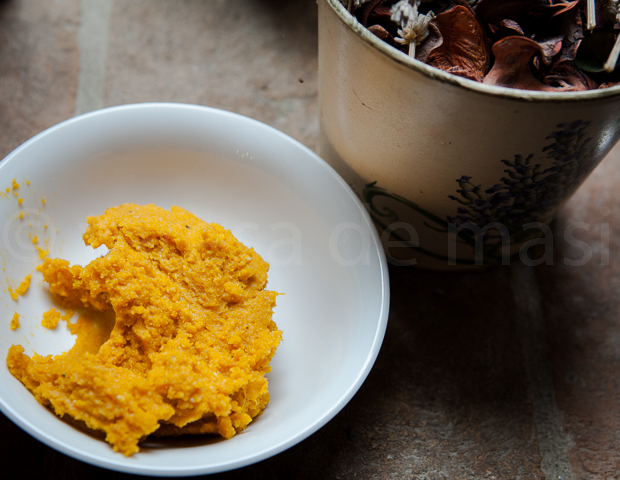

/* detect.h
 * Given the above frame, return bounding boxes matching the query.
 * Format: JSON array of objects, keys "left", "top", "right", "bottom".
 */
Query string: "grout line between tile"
[
  {"left": 511, "top": 263, "right": 573, "bottom": 480},
  {"left": 74, "top": 0, "right": 113, "bottom": 117}
]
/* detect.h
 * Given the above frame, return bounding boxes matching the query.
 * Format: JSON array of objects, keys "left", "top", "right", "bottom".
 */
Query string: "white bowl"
[{"left": 0, "top": 103, "right": 389, "bottom": 476}]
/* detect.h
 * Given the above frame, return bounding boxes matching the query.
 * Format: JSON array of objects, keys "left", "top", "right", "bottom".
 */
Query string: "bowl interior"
[{"left": 0, "top": 104, "right": 389, "bottom": 475}]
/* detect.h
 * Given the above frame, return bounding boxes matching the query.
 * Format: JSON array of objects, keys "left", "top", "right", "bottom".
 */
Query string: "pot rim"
[{"left": 325, "top": 0, "right": 620, "bottom": 103}]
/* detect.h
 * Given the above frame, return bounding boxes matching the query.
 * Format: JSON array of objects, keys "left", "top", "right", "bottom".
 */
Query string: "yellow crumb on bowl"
[
  {"left": 7, "top": 204, "right": 282, "bottom": 457},
  {"left": 41, "top": 308, "right": 61, "bottom": 329},
  {"left": 9, "top": 274, "right": 32, "bottom": 300},
  {"left": 12, "top": 179, "right": 19, "bottom": 191},
  {"left": 10, "top": 312, "right": 20, "bottom": 331}
]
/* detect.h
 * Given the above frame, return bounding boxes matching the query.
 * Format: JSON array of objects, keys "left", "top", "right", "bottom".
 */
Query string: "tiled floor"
[{"left": 1, "top": 1, "right": 619, "bottom": 479}]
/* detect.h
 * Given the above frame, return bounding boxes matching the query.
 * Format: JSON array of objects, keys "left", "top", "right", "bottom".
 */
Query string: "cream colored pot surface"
[{"left": 318, "top": 0, "right": 620, "bottom": 269}]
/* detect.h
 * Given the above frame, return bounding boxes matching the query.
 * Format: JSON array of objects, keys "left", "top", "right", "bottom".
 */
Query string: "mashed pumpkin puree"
[{"left": 6, "top": 204, "right": 282, "bottom": 456}]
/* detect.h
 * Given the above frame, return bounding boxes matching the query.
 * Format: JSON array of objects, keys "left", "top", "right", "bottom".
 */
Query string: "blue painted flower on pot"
[{"left": 363, "top": 120, "right": 600, "bottom": 265}]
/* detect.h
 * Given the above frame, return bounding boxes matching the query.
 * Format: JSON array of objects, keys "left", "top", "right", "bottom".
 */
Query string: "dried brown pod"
[
  {"left": 485, "top": 32, "right": 593, "bottom": 92},
  {"left": 355, "top": 0, "right": 384, "bottom": 26},
  {"left": 346, "top": 0, "right": 615, "bottom": 90},
  {"left": 418, "top": 4, "right": 489, "bottom": 82},
  {"left": 476, "top": 0, "right": 581, "bottom": 45},
  {"left": 368, "top": 24, "right": 398, "bottom": 46},
  {"left": 483, "top": 36, "right": 555, "bottom": 90},
  {"left": 497, "top": 19, "right": 525, "bottom": 37},
  {"left": 547, "top": 1, "right": 583, "bottom": 65},
  {"left": 535, "top": 35, "right": 564, "bottom": 65},
  {"left": 546, "top": 62, "right": 599, "bottom": 90}
]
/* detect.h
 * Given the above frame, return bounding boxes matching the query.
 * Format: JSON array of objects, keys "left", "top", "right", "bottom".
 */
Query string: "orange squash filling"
[{"left": 7, "top": 204, "right": 281, "bottom": 456}]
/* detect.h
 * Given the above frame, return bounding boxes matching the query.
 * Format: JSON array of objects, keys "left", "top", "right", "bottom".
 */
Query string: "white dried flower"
[
  {"left": 390, "top": 0, "right": 415, "bottom": 27},
  {"left": 395, "top": 13, "right": 434, "bottom": 46},
  {"left": 390, "top": 0, "right": 435, "bottom": 58}
]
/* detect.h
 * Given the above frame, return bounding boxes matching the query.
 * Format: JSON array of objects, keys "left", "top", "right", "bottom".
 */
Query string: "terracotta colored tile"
[
  {"left": 0, "top": 0, "right": 79, "bottom": 159},
  {"left": 537, "top": 142, "right": 620, "bottom": 479},
  {"left": 105, "top": 0, "right": 319, "bottom": 150}
]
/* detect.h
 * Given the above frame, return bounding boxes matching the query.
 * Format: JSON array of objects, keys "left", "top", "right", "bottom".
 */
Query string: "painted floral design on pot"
[{"left": 363, "top": 120, "right": 599, "bottom": 265}]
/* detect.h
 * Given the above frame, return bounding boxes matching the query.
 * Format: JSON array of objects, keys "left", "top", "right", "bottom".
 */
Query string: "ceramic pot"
[{"left": 318, "top": 0, "right": 620, "bottom": 269}]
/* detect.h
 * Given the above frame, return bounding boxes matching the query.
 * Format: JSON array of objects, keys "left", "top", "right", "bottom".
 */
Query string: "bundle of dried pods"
[{"left": 340, "top": 0, "right": 620, "bottom": 91}]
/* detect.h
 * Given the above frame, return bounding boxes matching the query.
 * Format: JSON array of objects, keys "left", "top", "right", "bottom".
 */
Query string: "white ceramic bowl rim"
[
  {"left": 326, "top": 0, "right": 620, "bottom": 103},
  {"left": 0, "top": 103, "right": 391, "bottom": 476}
]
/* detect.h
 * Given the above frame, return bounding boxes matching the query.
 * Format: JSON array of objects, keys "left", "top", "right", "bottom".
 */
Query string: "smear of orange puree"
[
  {"left": 10, "top": 312, "right": 20, "bottom": 331},
  {"left": 9, "top": 274, "right": 31, "bottom": 300},
  {"left": 41, "top": 308, "right": 61, "bottom": 329}
]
